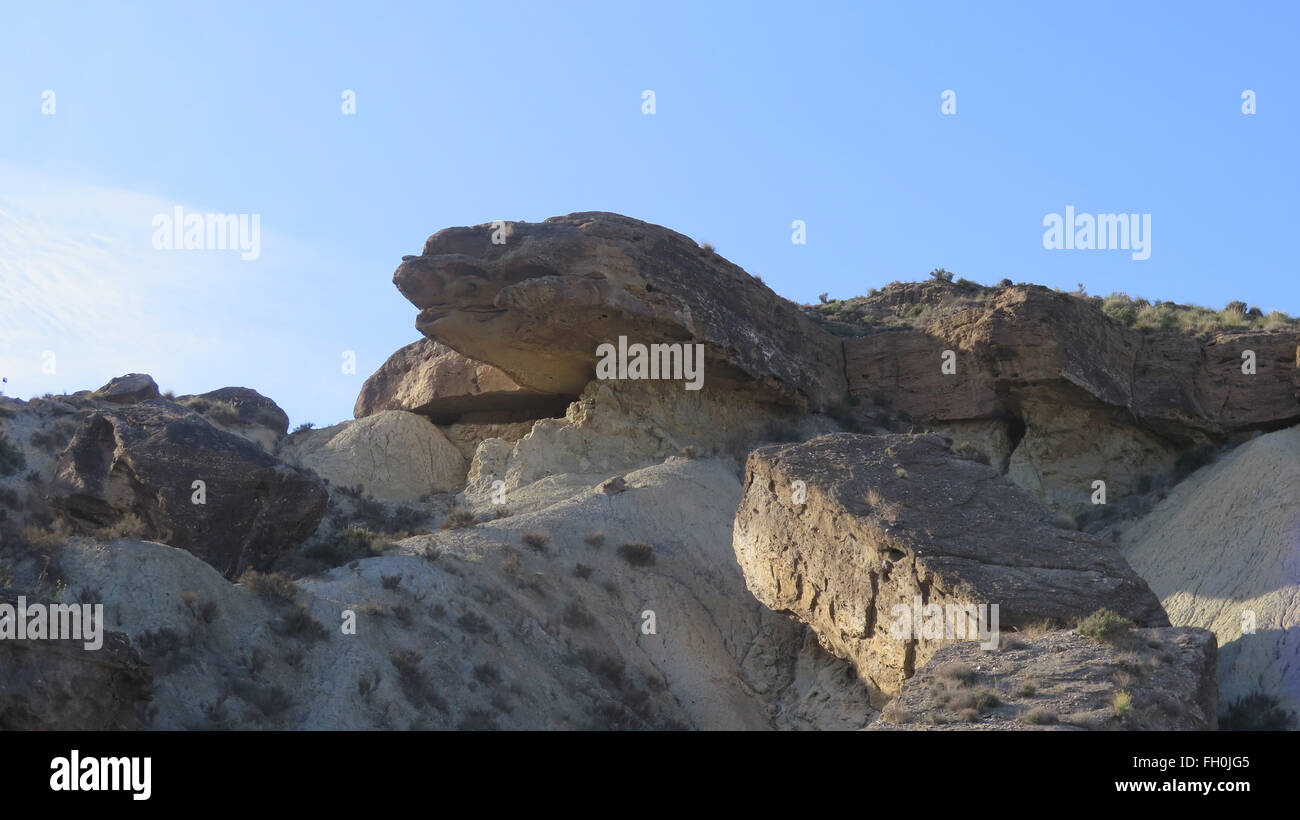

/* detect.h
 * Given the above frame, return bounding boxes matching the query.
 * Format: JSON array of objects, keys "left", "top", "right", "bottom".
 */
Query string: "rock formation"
[
  {"left": 733, "top": 432, "right": 1168, "bottom": 701},
  {"left": 8, "top": 213, "right": 1290, "bottom": 732},
  {"left": 836, "top": 285, "right": 1300, "bottom": 513},
  {"left": 49, "top": 401, "right": 327, "bottom": 579},
  {"left": 874, "top": 626, "right": 1218, "bottom": 730},
  {"left": 279, "top": 410, "right": 467, "bottom": 502},
  {"left": 391, "top": 212, "right": 846, "bottom": 410},
  {"left": 354, "top": 338, "right": 567, "bottom": 422},
  {"left": 93, "top": 373, "right": 160, "bottom": 405}
]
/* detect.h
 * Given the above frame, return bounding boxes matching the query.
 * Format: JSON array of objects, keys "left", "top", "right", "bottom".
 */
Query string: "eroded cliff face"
[{"left": 836, "top": 285, "right": 1300, "bottom": 515}]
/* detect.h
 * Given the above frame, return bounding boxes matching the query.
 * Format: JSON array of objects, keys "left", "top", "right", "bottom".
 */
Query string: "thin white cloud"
[{"left": 0, "top": 164, "right": 308, "bottom": 400}]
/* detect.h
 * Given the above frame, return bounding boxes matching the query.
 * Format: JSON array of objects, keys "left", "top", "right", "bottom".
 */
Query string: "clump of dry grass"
[
  {"left": 440, "top": 508, "right": 477, "bottom": 530},
  {"left": 617, "top": 542, "right": 655, "bottom": 567},
  {"left": 238, "top": 569, "right": 300, "bottom": 603},
  {"left": 521, "top": 531, "right": 550, "bottom": 552}
]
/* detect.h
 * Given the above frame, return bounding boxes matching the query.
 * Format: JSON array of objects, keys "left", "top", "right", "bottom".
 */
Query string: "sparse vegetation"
[
  {"left": 1113, "top": 689, "right": 1133, "bottom": 721},
  {"left": 561, "top": 600, "right": 597, "bottom": 630},
  {"left": 584, "top": 531, "right": 605, "bottom": 548},
  {"left": 0, "top": 433, "right": 25, "bottom": 478},
  {"left": 880, "top": 702, "right": 911, "bottom": 724},
  {"left": 1219, "top": 691, "right": 1297, "bottom": 731},
  {"left": 441, "top": 508, "right": 477, "bottom": 530},
  {"left": 935, "top": 661, "right": 974, "bottom": 684},
  {"left": 617, "top": 541, "right": 655, "bottom": 567},
  {"left": 1076, "top": 608, "right": 1134, "bottom": 644},
  {"left": 1024, "top": 707, "right": 1058, "bottom": 725},
  {"left": 276, "top": 604, "right": 328, "bottom": 641},
  {"left": 238, "top": 569, "right": 300, "bottom": 603},
  {"left": 521, "top": 531, "right": 550, "bottom": 552},
  {"left": 93, "top": 513, "right": 150, "bottom": 541},
  {"left": 307, "top": 526, "right": 390, "bottom": 565}
]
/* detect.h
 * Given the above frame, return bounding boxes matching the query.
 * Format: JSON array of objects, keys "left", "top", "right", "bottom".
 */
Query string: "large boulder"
[
  {"left": 1120, "top": 426, "right": 1300, "bottom": 723},
  {"left": 733, "top": 432, "right": 1169, "bottom": 702},
  {"left": 391, "top": 212, "right": 847, "bottom": 411},
  {"left": 49, "top": 401, "right": 327, "bottom": 579},
  {"left": 873, "top": 626, "right": 1218, "bottom": 730},
  {"left": 93, "top": 373, "right": 160, "bottom": 405},
  {"left": 354, "top": 338, "right": 567, "bottom": 422},
  {"left": 280, "top": 410, "right": 467, "bottom": 502}
]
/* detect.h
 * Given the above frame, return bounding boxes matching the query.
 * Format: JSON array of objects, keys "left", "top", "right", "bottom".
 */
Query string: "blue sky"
[{"left": 2, "top": 1, "right": 1296, "bottom": 426}]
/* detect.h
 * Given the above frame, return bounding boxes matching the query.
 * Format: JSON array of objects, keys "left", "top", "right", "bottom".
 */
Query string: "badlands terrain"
[{"left": 1, "top": 212, "right": 1296, "bottom": 730}]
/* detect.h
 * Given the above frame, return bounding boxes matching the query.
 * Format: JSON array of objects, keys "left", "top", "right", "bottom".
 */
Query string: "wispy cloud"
[{"left": 0, "top": 164, "right": 316, "bottom": 404}]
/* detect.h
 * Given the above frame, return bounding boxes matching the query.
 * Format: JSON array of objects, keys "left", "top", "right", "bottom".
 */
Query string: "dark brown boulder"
[
  {"left": 93, "top": 373, "right": 160, "bottom": 405},
  {"left": 50, "top": 402, "right": 326, "bottom": 579}
]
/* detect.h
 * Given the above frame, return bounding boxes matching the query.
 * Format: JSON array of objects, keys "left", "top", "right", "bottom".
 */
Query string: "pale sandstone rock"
[
  {"left": 354, "top": 338, "right": 567, "bottom": 421},
  {"left": 281, "top": 410, "right": 467, "bottom": 501},
  {"left": 734, "top": 433, "right": 1168, "bottom": 703}
]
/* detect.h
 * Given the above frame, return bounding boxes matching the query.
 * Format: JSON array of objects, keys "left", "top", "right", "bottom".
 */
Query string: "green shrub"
[
  {"left": 1077, "top": 608, "right": 1134, "bottom": 643},
  {"left": 1113, "top": 689, "right": 1133, "bottom": 721},
  {"left": 306, "top": 526, "right": 389, "bottom": 565}
]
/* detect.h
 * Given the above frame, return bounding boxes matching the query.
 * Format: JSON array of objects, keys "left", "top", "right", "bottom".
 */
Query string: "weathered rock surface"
[
  {"left": 845, "top": 286, "right": 1300, "bottom": 439},
  {"left": 50, "top": 401, "right": 327, "bottom": 579},
  {"left": 842, "top": 286, "right": 1300, "bottom": 512},
  {"left": 391, "top": 212, "right": 846, "bottom": 410},
  {"left": 354, "top": 338, "right": 567, "bottom": 422},
  {"left": 177, "top": 386, "right": 290, "bottom": 452},
  {"left": 872, "top": 627, "right": 1218, "bottom": 730},
  {"left": 279, "top": 410, "right": 467, "bottom": 502},
  {"left": 733, "top": 432, "right": 1169, "bottom": 702},
  {"left": 93, "top": 373, "right": 160, "bottom": 405},
  {"left": 0, "top": 592, "right": 151, "bottom": 730},
  {"left": 1120, "top": 426, "right": 1300, "bottom": 721},
  {"left": 461, "top": 379, "right": 829, "bottom": 514},
  {"left": 47, "top": 456, "right": 874, "bottom": 730}
]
